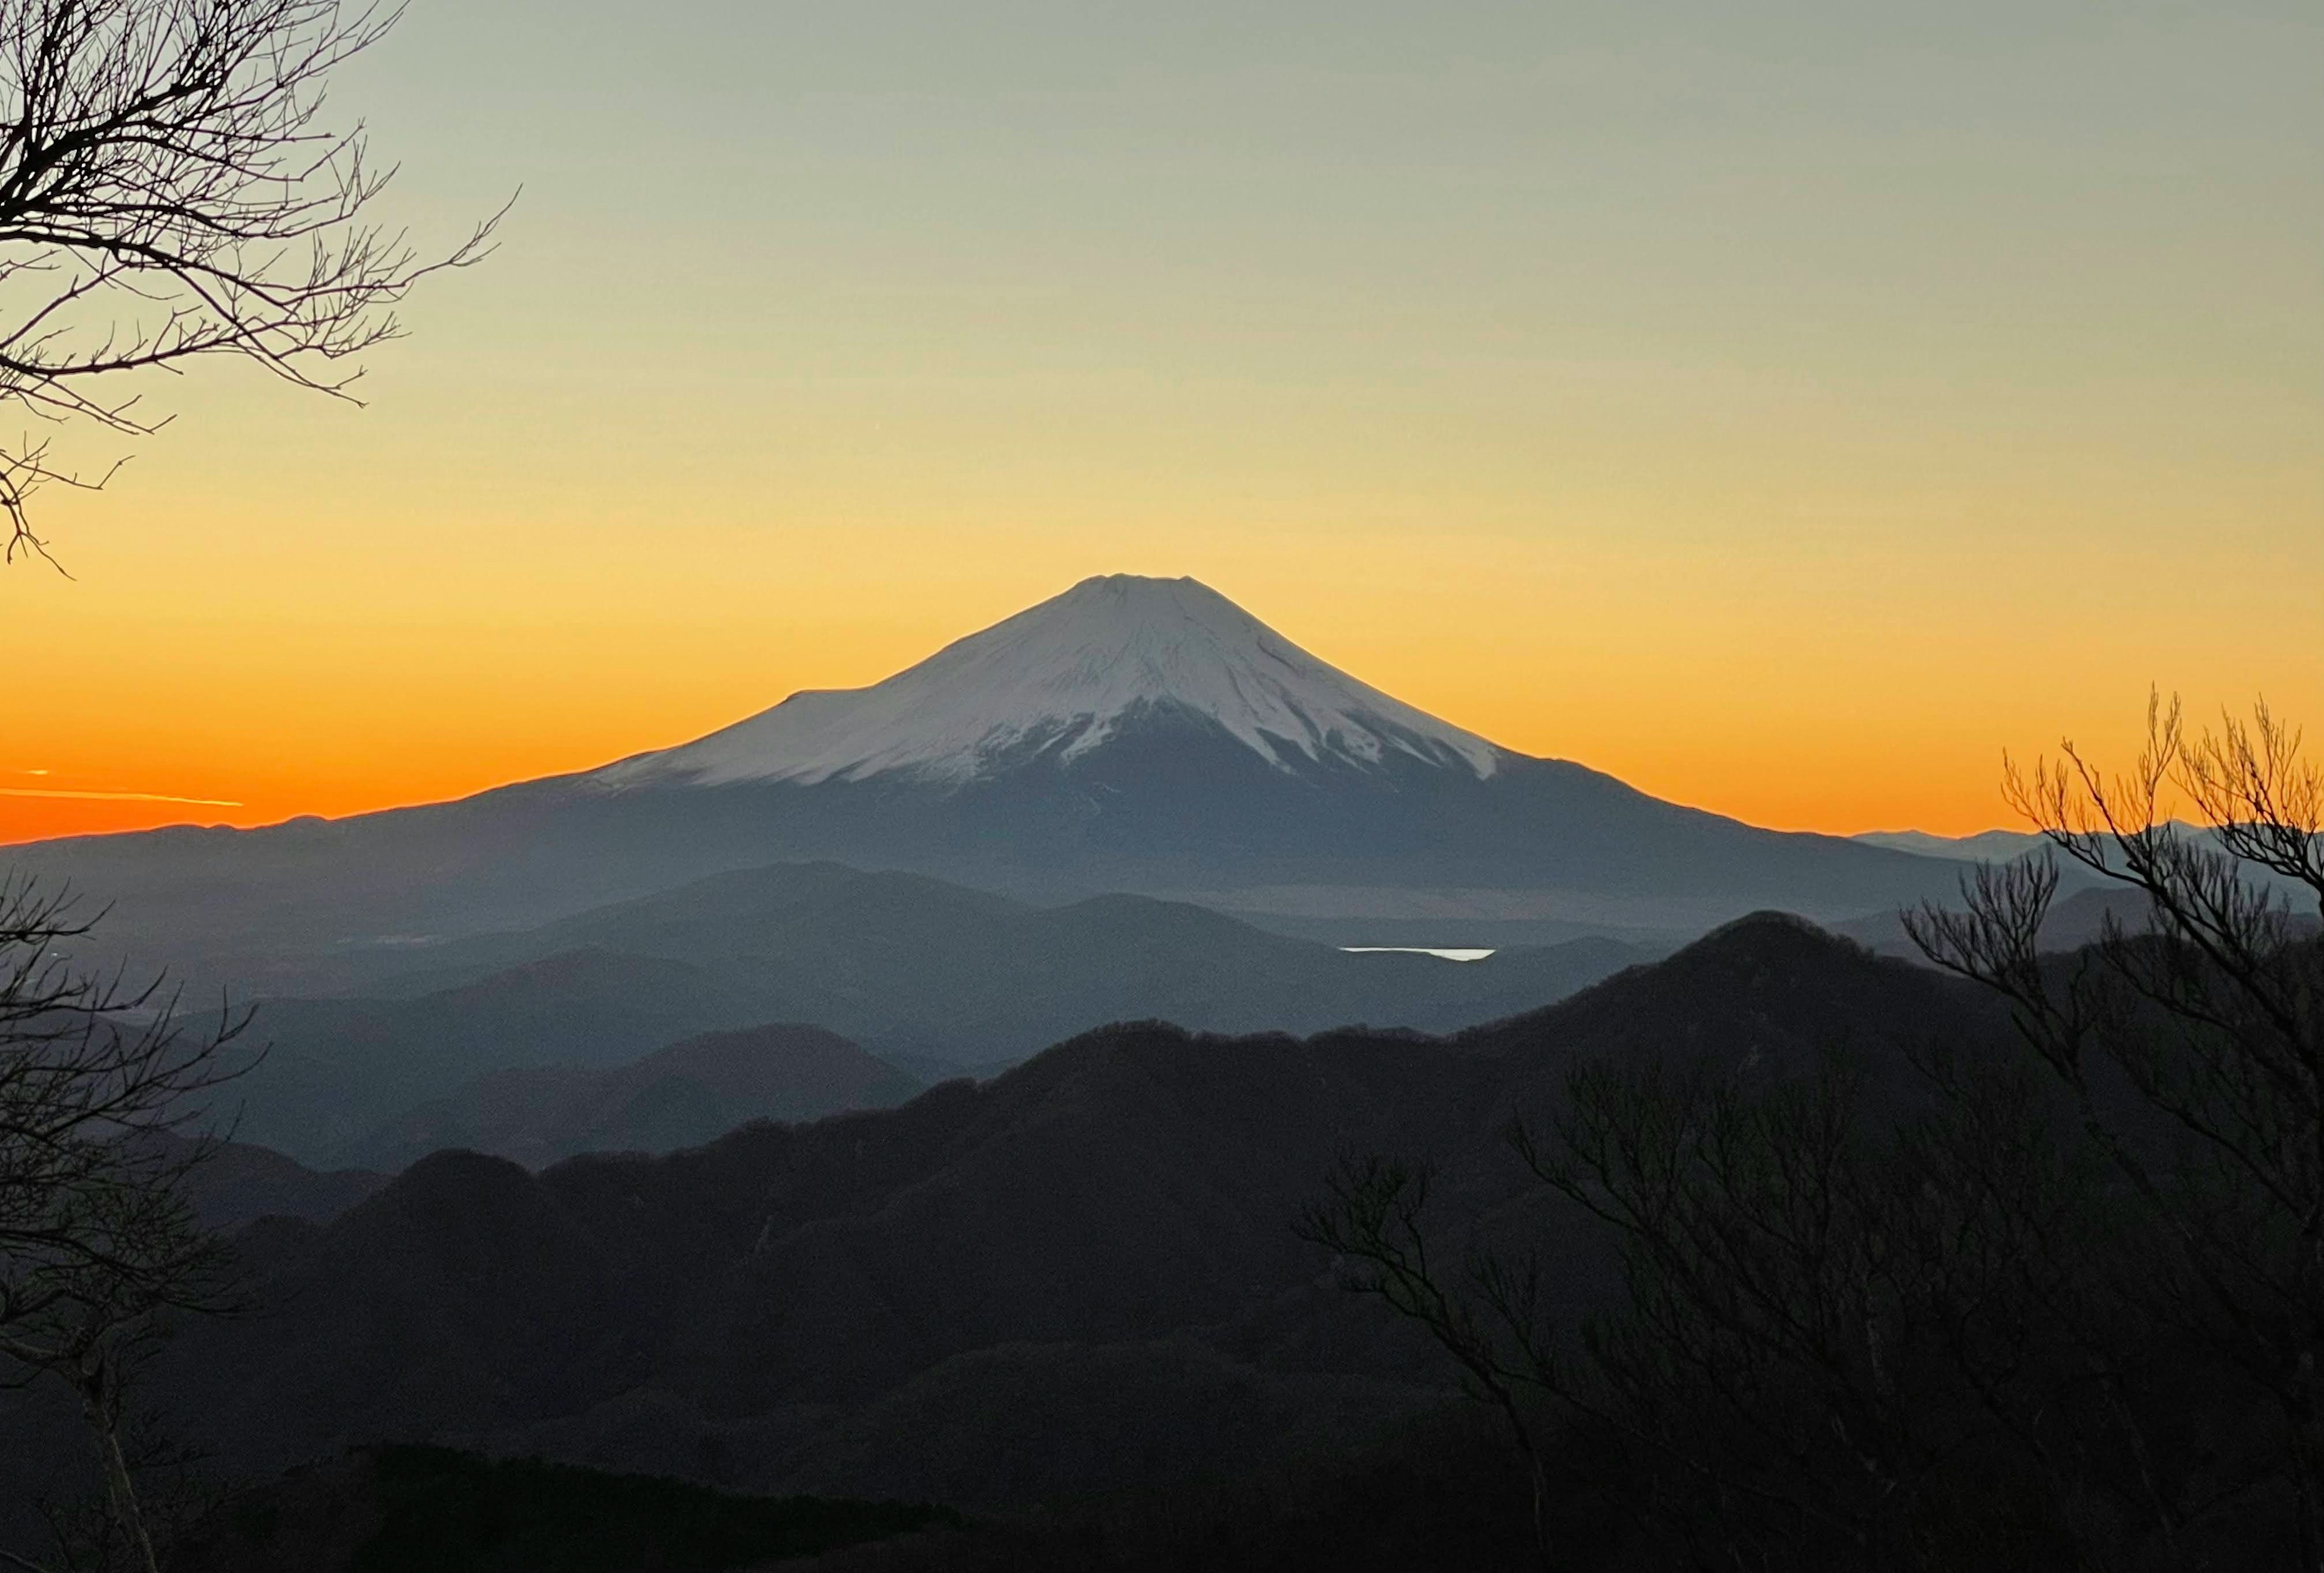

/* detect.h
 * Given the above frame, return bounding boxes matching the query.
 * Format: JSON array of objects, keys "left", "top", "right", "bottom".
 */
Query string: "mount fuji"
[
  {"left": 7, "top": 574, "right": 1963, "bottom": 990},
  {"left": 597, "top": 575, "right": 1502, "bottom": 790}
]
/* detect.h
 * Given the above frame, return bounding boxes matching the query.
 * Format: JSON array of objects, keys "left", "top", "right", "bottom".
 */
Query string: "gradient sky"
[{"left": 4, "top": 0, "right": 2318, "bottom": 843}]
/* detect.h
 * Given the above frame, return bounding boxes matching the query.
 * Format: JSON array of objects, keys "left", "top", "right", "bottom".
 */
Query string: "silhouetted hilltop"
[{"left": 1468, "top": 909, "right": 1966, "bottom": 1057}]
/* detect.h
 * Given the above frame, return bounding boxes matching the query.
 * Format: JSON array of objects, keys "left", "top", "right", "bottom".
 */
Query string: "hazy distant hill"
[
  {"left": 214, "top": 948, "right": 776, "bottom": 1159},
  {"left": 344, "top": 1022, "right": 922, "bottom": 1172},
  {"left": 6, "top": 577, "right": 1961, "bottom": 994},
  {"left": 1851, "top": 827, "right": 2052, "bottom": 861},
  {"left": 214, "top": 862, "right": 1650, "bottom": 1164},
  {"left": 1837, "top": 882, "right": 2164, "bottom": 956},
  {"left": 416, "top": 861, "right": 1654, "bottom": 1052}
]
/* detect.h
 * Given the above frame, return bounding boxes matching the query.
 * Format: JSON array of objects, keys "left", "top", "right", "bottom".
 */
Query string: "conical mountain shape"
[
  {"left": 598, "top": 575, "right": 1499, "bottom": 789},
  {"left": 5, "top": 573, "right": 1968, "bottom": 994}
]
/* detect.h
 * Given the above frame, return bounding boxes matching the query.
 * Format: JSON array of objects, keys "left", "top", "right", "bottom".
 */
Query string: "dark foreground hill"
[
  {"left": 0, "top": 913, "right": 2006, "bottom": 1568},
  {"left": 213, "top": 862, "right": 1649, "bottom": 1164},
  {"left": 169, "top": 1422, "right": 1552, "bottom": 1573},
  {"left": 166, "top": 1446, "right": 960, "bottom": 1573}
]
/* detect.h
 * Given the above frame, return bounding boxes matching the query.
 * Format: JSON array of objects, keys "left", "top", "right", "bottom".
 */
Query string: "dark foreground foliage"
[
  {"left": 164, "top": 1446, "right": 960, "bottom": 1572},
  {"left": 724, "top": 1405, "right": 1554, "bottom": 1573},
  {"left": 1305, "top": 699, "right": 2324, "bottom": 1571}
]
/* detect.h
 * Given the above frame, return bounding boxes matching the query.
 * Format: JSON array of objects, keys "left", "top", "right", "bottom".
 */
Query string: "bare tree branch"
[
  {"left": 0, "top": 874, "right": 251, "bottom": 1571},
  {"left": 0, "top": 0, "right": 505, "bottom": 566}
]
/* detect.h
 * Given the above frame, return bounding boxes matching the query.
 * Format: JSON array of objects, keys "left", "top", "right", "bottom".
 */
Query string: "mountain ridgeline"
[
  {"left": 207, "top": 861, "right": 1647, "bottom": 1166},
  {"left": 5, "top": 575, "right": 1969, "bottom": 993},
  {"left": 0, "top": 916, "right": 2006, "bottom": 1551}
]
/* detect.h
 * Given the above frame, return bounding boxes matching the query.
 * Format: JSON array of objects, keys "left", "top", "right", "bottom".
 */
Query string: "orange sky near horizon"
[
  {"left": 7, "top": 475, "right": 2317, "bottom": 846},
  {"left": 1, "top": 1, "right": 2317, "bottom": 849}
]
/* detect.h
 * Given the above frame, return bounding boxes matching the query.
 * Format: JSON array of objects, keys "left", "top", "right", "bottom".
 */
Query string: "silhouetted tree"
[
  {"left": 1309, "top": 698, "right": 2322, "bottom": 1571},
  {"left": 1909, "top": 694, "right": 2324, "bottom": 1565},
  {"left": 0, "top": 0, "right": 502, "bottom": 564},
  {"left": 1301, "top": 1155, "right": 1568, "bottom": 1571},
  {"left": 1307, "top": 1048, "right": 2182, "bottom": 1571},
  {"left": 0, "top": 877, "right": 248, "bottom": 1572}
]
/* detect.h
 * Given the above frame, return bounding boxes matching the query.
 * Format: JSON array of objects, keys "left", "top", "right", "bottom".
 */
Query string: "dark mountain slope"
[
  {"left": 165, "top": 1446, "right": 960, "bottom": 1573},
  {"left": 172, "top": 1149, "right": 651, "bottom": 1470},
  {"left": 1463, "top": 912, "right": 1994, "bottom": 1075},
  {"left": 159, "top": 1025, "right": 1500, "bottom": 1488},
  {"left": 98, "top": 915, "right": 2013, "bottom": 1522}
]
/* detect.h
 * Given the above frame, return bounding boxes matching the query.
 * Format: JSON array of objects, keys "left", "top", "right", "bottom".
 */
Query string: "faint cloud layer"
[{"left": 0, "top": 787, "right": 242, "bottom": 806}]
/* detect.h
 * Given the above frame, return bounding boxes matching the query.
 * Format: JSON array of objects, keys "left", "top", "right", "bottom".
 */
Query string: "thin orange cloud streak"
[{"left": 0, "top": 787, "right": 245, "bottom": 806}]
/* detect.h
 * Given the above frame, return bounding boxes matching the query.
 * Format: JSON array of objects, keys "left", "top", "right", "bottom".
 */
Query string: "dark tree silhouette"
[
  {"left": 1909, "top": 694, "right": 2324, "bottom": 1566},
  {"left": 0, "top": 0, "right": 503, "bottom": 565},
  {"left": 0, "top": 878, "right": 248, "bottom": 1572},
  {"left": 1300, "top": 1154, "right": 1569, "bottom": 1571},
  {"left": 1305, "top": 1048, "right": 2156, "bottom": 1572},
  {"left": 1308, "top": 697, "right": 2323, "bottom": 1571},
  {"left": 0, "top": 7, "right": 492, "bottom": 1556}
]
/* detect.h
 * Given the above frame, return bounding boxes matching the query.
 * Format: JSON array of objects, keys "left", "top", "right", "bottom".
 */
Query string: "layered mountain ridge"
[
  {"left": 204, "top": 861, "right": 1650, "bottom": 1166},
  {"left": 3, "top": 574, "right": 1967, "bottom": 990},
  {"left": 0, "top": 916, "right": 2004, "bottom": 1541}
]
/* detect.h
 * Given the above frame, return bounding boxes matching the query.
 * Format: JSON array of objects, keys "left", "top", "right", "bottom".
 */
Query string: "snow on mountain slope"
[{"left": 597, "top": 575, "right": 1504, "bottom": 789}]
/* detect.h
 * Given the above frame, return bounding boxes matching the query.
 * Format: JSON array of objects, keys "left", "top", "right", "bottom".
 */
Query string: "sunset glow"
[{"left": 4, "top": 1, "right": 2317, "bottom": 846}]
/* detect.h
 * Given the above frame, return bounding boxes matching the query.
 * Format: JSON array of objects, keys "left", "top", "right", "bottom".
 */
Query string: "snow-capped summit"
[{"left": 597, "top": 574, "right": 1503, "bottom": 789}]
